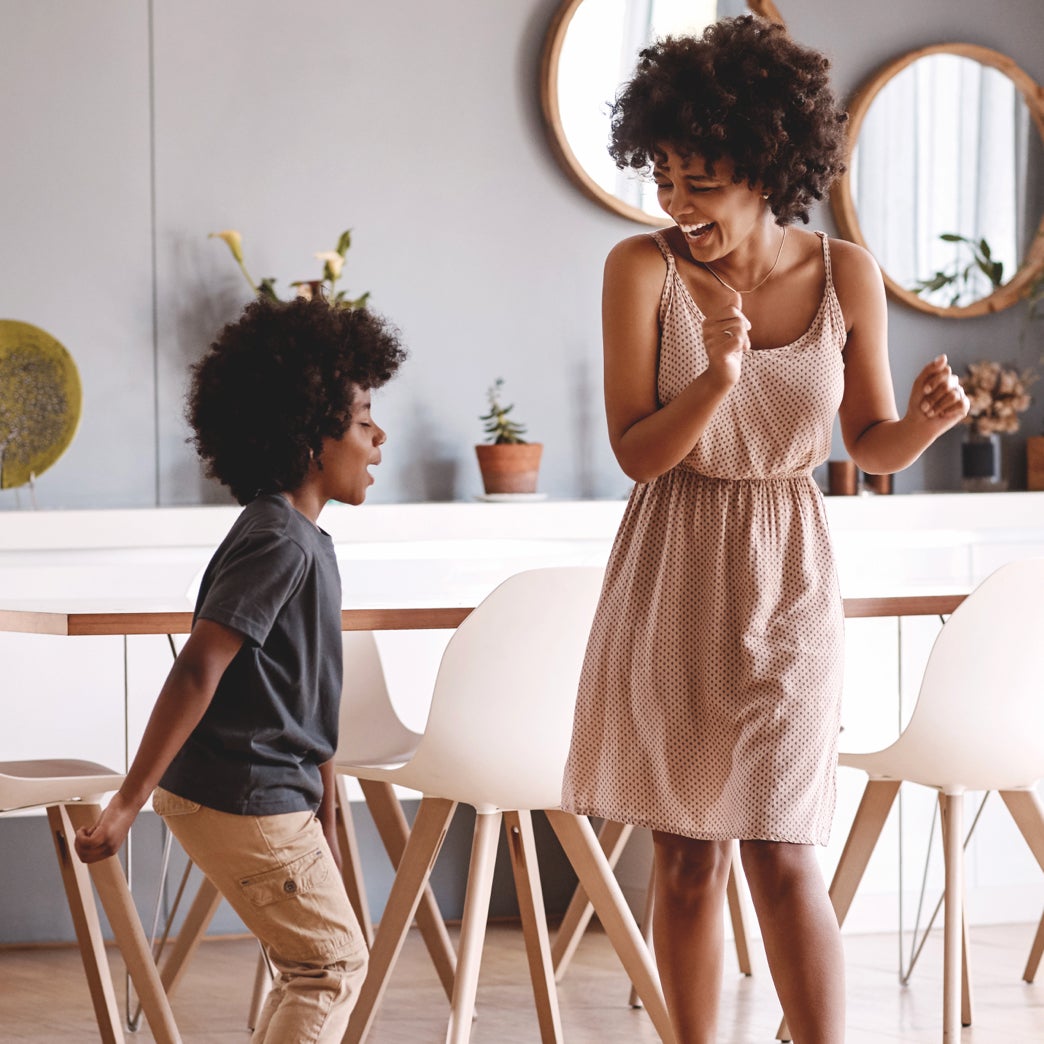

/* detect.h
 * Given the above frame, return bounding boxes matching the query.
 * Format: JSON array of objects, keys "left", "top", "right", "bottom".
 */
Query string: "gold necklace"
[{"left": 702, "top": 226, "right": 787, "bottom": 295}]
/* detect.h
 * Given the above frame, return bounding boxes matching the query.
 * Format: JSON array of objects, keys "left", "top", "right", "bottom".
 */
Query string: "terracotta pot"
[
  {"left": 1027, "top": 435, "right": 1044, "bottom": 492},
  {"left": 475, "top": 442, "right": 543, "bottom": 494}
]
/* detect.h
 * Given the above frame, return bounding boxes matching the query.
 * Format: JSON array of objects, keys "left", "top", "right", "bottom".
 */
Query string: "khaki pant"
[{"left": 154, "top": 787, "right": 367, "bottom": 1044}]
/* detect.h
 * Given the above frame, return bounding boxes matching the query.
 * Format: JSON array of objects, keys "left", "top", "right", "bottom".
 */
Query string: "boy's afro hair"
[
  {"left": 187, "top": 295, "right": 406, "bottom": 504},
  {"left": 608, "top": 15, "right": 848, "bottom": 224}
]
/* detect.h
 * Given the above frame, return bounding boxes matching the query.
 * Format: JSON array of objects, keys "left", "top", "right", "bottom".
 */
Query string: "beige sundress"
[{"left": 561, "top": 230, "right": 847, "bottom": 844}]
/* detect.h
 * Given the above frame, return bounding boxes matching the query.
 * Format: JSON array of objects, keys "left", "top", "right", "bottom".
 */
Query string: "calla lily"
[
  {"left": 315, "top": 251, "right": 344, "bottom": 280},
  {"left": 209, "top": 230, "right": 245, "bottom": 264},
  {"left": 209, "top": 226, "right": 369, "bottom": 307}
]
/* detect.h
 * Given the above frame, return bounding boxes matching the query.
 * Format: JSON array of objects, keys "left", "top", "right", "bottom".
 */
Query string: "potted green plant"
[
  {"left": 209, "top": 228, "right": 370, "bottom": 308},
  {"left": 475, "top": 378, "right": 543, "bottom": 495}
]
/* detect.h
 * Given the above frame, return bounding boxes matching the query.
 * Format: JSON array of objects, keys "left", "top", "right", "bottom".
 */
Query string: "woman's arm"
[
  {"left": 833, "top": 240, "right": 968, "bottom": 473},
  {"left": 74, "top": 618, "right": 244, "bottom": 863},
  {"left": 604, "top": 235, "right": 748, "bottom": 482}
]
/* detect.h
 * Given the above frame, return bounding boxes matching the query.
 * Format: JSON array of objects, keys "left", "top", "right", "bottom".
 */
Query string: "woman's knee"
[
  {"left": 739, "top": 840, "right": 821, "bottom": 902},
  {"left": 653, "top": 834, "right": 732, "bottom": 904}
]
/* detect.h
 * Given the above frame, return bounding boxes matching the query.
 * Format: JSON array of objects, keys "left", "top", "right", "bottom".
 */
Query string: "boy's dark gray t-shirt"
[{"left": 159, "top": 494, "right": 342, "bottom": 815}]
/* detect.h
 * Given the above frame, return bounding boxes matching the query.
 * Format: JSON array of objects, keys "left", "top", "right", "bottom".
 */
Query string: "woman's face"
[{"left": 652, "top": 146, "right": 768, "bottom": 262}]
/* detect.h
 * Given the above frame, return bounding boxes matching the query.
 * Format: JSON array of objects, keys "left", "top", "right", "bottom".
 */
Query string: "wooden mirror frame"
[
  {"left": 540, "top": 0, "right": 786, "bottom": 226},
  {"left": 832, "top": 42, "right": 1044, "bottom": 318}
]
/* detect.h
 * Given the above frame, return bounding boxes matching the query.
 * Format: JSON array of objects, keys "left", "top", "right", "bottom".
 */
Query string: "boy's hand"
[
  {"left": 74, "top": 791, "right": 140, "bottom": 863},
  {"left": 906, "top": 354, "right": 969, "bottom": 436}
]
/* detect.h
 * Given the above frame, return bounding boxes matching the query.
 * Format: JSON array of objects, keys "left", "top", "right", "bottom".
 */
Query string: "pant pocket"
[
  {"left": 152, "top": 787, "right": 202, "bottom": 817},
  {"left": 237, "top": 847, "right": 329, "bottom": 908}
]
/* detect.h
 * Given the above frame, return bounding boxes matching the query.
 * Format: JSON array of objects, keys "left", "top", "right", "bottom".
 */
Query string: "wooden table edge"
[{"left": 0, "top": 595, "right": 966, "bottom": 636}]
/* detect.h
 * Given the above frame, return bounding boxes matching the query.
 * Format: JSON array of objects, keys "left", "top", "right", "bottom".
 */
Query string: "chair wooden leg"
[
  {"left": 997, "top": 789, "right": 1044, "bottom": 871},
  {"left": 156, "top": 873, "right": 222, "bottom": 999},
  {"left": 335, "top": 776, "right": 374, "bottom": 946},
  {"left": 937, "top": 794, "right": 974, "bottom": 1028},
  {"left": 777, "top": 777, "right": 901, "bottom": 1042},
  {"left": 551, "top": 818, "right": 632, "bottom": 980},
  {"left": 997, "top": 789, "right": 1044, "bottom": 986},
  {"left": 1023, "top": 911, "right": 1044, "bottom": 983},
  {"left": 627, "top": 861, "right": 657, "bottom": 1008},
  {"left": 940, "top": 792, "right": 964, "bottom": 1044},
  {"left": 504, "top": 811, "right": 563, "bottom": 1043},
  {"left": 726, "top": 843, "right": 753, "bottom": 976},
  {"left": 359, "top": 778, "right": 457, "bottom": 1001},
  {"left": 47, "top": 804, "right": 126, "bottom": 1044},
  {"left": 247, "top": 946, "right": 273, "bottom": 1031},
  {"left": 446, "top": 811, "right": 502, "bottom": 1044},
  {"left": 961, "top": 902, "right": 973, "bottom": 1028},
  {"left": 60, "top": 803, "right": 182, "bottom": 1044},
  {"left": 545, "top": 810, "right": 677, "bottom": 1044},
  {"left": 344, "top": 796, "right": 457, "bottom": 1044}
]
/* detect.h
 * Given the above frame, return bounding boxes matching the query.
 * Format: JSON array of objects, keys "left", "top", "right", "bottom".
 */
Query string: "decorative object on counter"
[
  {"left": 1027, "top": 436, "right": 1044, "bottom": 491},
  {"left": 862, "top": 471, "right": 893, "bottom": 495},
  {"left": 0, "top": 319, "right": 82, "bottom": 501},
  {"left": 958, "top": 360, "right": 1036, "bottom": 491},
  {"left": 209, "top": 228, "right": 370, "bottom": 308},
  {"left": 960, "top": 430, "right": 1004, "bottom": 492},
  {"left": 827, "top": 459, "right": 858, "bottom": 496},
  {"left": 475, "top": 378, "right": 543, "bottom": 495}
]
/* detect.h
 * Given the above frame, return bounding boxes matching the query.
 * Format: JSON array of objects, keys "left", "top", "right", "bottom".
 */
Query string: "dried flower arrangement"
[{"left": 959, "top": 360, "right": 1036, "bottom": 436}]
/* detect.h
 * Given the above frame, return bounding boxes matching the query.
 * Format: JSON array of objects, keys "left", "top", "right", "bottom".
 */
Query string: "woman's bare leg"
[
  {"left": 651, "top": 833, "right": 732, "bottom": 1044},
  {"left": 740, "top": 840, "right": 845, "bottom": 1044}
]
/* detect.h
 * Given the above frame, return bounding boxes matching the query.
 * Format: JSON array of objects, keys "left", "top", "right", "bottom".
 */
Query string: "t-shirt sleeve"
[{"left": 196, "top": 527, "right": 307, "bottom": 646}]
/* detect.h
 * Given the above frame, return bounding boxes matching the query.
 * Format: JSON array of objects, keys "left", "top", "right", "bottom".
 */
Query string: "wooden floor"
[{"left": 1, "top": 921, "right": 1041, "bottom": 1042}]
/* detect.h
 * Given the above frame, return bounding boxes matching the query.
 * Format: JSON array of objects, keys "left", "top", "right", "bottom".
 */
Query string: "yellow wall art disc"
[{"left": 0, "top": 320, "right": 83, "bottom": 489}]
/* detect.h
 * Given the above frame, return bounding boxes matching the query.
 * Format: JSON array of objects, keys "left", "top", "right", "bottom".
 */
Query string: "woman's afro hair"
[
  {"left": 187, "top": 295, "right": 406, "bottom": 504},
  {"left": 608, "top": 15, "right": 848, "bottom": 225}
]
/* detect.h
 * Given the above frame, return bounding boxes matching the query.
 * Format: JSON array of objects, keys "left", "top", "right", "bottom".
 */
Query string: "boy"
[{"left": 76, "top": 294, "right": 406, "bottom": 1042}]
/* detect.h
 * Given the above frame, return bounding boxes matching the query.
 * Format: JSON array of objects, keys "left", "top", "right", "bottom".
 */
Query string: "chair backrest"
[
  {"left": 895, "top": 557, "right": 1044, "bottom": 791},
  {"left": 402, "top": 566, "right": 605, "bottom": 812},
  {"left": 336, "top": 630, "right": 422, "bottom": 767}
]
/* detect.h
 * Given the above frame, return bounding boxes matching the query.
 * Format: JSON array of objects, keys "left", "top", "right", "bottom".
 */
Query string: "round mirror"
[
  {"left": 540, "top": 0, "right": 785, "bottom": 226},
  {"left": 833, "top": 43, "right": 1044, "bottom": 317}
]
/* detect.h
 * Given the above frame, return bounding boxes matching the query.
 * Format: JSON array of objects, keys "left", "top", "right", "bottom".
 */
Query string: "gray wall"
[{"left": 2, "top": 0, "right": 1042, "bottom": 511}]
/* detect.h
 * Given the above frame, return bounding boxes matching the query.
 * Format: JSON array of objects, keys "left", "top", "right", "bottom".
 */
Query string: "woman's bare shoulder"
[
  {"left": 605, "top": 230, "right": 670, "bottom": 281},
  {"left": 827, "top": 236, "right": 883, "bottom": 287}
]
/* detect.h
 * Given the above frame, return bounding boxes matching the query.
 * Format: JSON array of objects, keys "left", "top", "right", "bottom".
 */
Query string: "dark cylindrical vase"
[{"left": 961, "top": 431, "right": 1003, "bottom": 492}]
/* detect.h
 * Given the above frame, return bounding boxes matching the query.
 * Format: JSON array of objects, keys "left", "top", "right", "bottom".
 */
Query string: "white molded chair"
[
  {"left": 0, "top": 760, "right": 180, "bottom": 1043},
  {"left": 332, "top": 630, "right": 457, "bottom": 996},
  {"left": 776, "top": 559, "right": 1044, "bottom": 1044},
  {"left": 337, "top": 566, "right": 676, "bottom": 1044}
]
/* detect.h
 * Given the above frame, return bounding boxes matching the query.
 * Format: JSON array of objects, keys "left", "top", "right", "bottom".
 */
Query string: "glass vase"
[{"left": 960, "top": 430, "right": 1006, "bottom": 492}]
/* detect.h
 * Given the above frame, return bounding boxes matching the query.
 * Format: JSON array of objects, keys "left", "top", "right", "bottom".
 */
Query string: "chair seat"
[
  {"left": 0, "top": 759, "right": 123, "bottom": 812},
  {"left": 840, "top": 749, "right": 1043, "bottom": 794}
]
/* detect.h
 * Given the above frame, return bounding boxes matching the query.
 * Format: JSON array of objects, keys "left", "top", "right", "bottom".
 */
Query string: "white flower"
[
  {"left": 314, "top": 251, "right": 344, "bottom": 280},
  {"left": 208, "top": 230, "right": 244, "bottom": 264}
]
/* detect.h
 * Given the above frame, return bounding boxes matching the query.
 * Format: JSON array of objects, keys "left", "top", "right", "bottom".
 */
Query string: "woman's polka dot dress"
[{"left": 562, "top": 231, "right": 847, "bottom": 844}]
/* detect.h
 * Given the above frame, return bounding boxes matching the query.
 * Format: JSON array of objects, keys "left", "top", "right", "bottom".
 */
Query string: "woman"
[{"left": 561, "top": 17, "right": 968, "bottom": 1043}]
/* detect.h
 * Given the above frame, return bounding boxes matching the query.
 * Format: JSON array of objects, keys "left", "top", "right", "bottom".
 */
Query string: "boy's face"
[{"left": 318, "top": 386, "right": 386, "bottom": 506}]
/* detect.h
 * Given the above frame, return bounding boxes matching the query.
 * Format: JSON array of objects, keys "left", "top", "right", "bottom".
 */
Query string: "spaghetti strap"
[
  {"left": 650, "top": 231, "right": 678, "bottom": 325},
  {"left": 815, "top": 231, "right": 846, "bottom": 340},
  {"left": 650, "top": 230, "right": 675, "bottom": 269}
]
